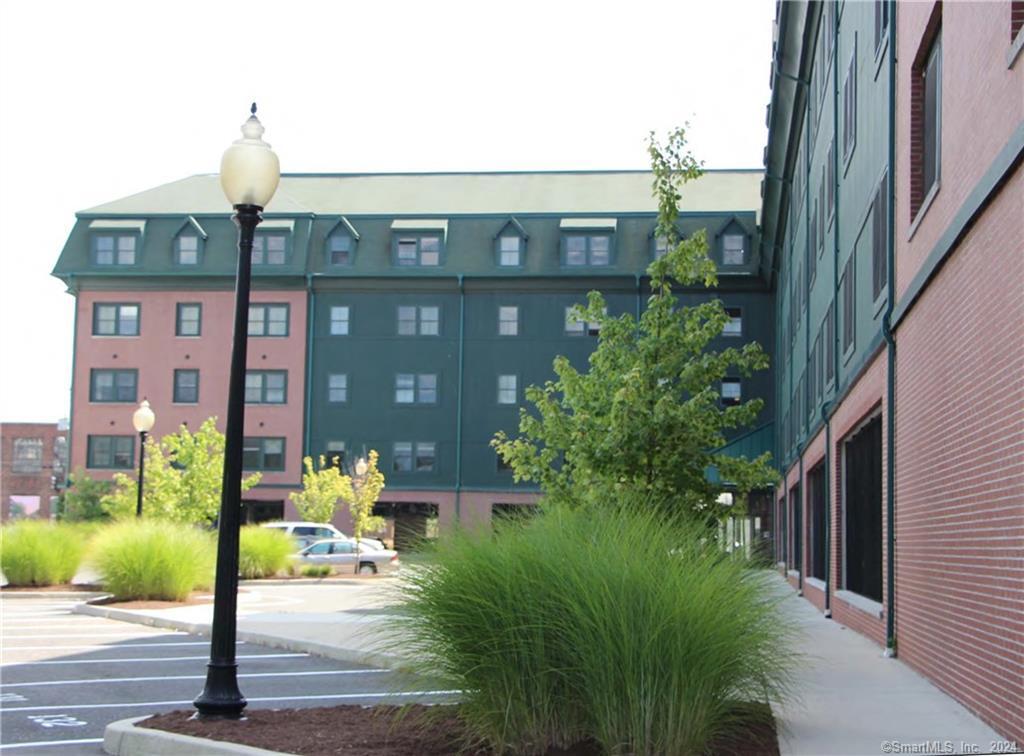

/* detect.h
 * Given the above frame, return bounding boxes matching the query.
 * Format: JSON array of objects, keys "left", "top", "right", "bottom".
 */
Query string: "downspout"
[
  {"left": 821, "top": 400, "right": 833, "bottom": 616},
  {"left": 303, "top": 273, "right": 315, "bottom": 458},
  {"left": 454, "top": 275, "right": 465, "bottom": 522},
  {"left": 797, "top": 442, "right": 804, "bottom": 595},
  {"left": 882, "top": 0, "right": 898, "bottom": 658},
  {"left": 66, "top": 274, "right": 79, "bottom": 492}
]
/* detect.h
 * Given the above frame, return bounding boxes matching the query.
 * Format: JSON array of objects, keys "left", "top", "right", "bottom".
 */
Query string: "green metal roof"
[{"left": 77, "top": 171, "right": 764, "bottom": 219}]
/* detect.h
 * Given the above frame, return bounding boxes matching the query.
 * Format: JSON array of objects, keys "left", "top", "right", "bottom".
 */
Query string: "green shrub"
[
  {"left": 396, "top": 504, "right": 798, "bottom": 755},
  {"left": 1, "top": 521, "right": 86, "bottom": 586},
  {"left": 91, "top": 520, "right": 215, "bottom": 601},
  {"left": 301, "top": 564, "right": 331, "bottom": 578},
  {"left": 239, "top": 526, "right": 294, "bottom": 579}
]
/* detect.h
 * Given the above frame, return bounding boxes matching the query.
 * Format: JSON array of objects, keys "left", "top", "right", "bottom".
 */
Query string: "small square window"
[
  {"left": 177, "top": 235, "right": 199, "bottom": 265},
  {"left": 328, "top": 235, "right": 352, "bottom": 266},
  {"left": 653, "top": 235, "right": 670, "bottom": 259},
  {"left": 176, "top": 303, "right": 202, "bottom": 337},
  {"left": 498, "top": 375, "right": 517, "bottom": 404},
  {"left": 498, "top": 306, "right": 519, "bottom": 336},
  {"left": 722, "top": 235, "right": 746, "bottom": 266},
  {"left": 417, "top": 374, "right": 438, "bottom": 404},
  {"left": 249, "top": 304, "right": 289, "bottom": 337},
  {"left": 87, "top": 435, "right": 135, "bottom": 469},
  {"left": 243, "top": 437, "right": 286, "bottom": 471},
  {"left": 12, "top": 438, "right": 43, "bottom": 473},
  {"left": 396, "top": 239, "right": 418, "bottom": 266},
  {"left": 499, "top": 236, "right": 522, "bottom": 266},
  {"left": 115, "top": 236, "right": 136, "bottom": 265},
  {"left": 93, "top": 304, "right": 140, "bottom": 336},
  {"left": 566, "top": 236, "right": 587, "bottom": 266},
  {"left": 90, "top": 369, "right": 137, "bottom": 403},
  {"left": 330, "top": 306, "right": 350, "bottom": 336},
  {"left": 415, "top": 442, "right": 436, "bottom": 472},
  {"left": 397, "top": 306, "right": 418, "bottom": 335},
  {"left": 721, "top": 379, "right": 742, "bottom": 406},
  {"left": 393, "top": 442, "right": 413, "bottom": 472},
  {"left": 565, "top": 306, "right": 585, "bottom": 336},
  {"left": 252, "top": 234, "right": 288, "bottom": 265},
  {"left": 419, "top": 306, "right": 439, "bottom": 335},
  {"left": 173, "top": 369, "right": 199, "bottom": 404},
  {"left": 245, "top": 371, "right": 287, "bottom": 404},
  {"left": 395, "top": 374, "right": 415, "bottom": 404},
  {"left": 328, "top": 374, "right": 348, "bottom": 403},
  {"left": 419, "top": 236, "right": 441, "bottom": 266},
  {"left": 589, "top": 236, "right": 610, "bottom": 266},
  {"left": 723, "top": 307, "right": 742, "bottom": 337},
  {"left": 325, "top": 441, "right": 346, "bottom": 468}
]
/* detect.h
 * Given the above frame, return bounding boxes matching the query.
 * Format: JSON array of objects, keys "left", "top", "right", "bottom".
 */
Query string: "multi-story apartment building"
[
  {"left": 763, "top": 0, "right": 1023, "bottom": 742},
  {"left": 0, "top": 421, "right": 68, "bottom": 519},
  {"left": 52, "top": 170, "right": 774, "bottom": 539}
]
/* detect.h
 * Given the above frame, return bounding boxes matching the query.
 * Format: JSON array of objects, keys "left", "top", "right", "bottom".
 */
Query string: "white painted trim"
[
  {"left": 834, "top": 589, "right": 883, "bottom": 619},
  {"left": 804, "top": 576, "right": 827, "bottom": 592}
]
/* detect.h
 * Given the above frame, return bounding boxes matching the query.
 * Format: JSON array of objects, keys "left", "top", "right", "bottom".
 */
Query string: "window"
[
  {"left": 395, "top": 373, "right": 437, "bottom": 404},
  {"left": 324, "top": 441, "right": 346, "bottom": 468},
  {"left": 497, "top": 374, "right": 517, "bottom": 404},
  {"left": 842, "top": 44, "right": 857, "bottom": 165},
  {"left": 175, "top": 303, "right": 202, "bottom": 337},
  {"left": 1014, "top": 1, "right": 1024, "bottom": 42},
  {"left": 12, "top": 438, "right": 43, "bottom": 473},
  {"left": 397, "top": 305, "right": 439, "bottom": 336},
  {"left": 87, "top": 435, "right": 134, "bottom": 469},
  {"left": 723, "top": 307, "right": 742, "bottom": 337},
  {"left": 251, "top": 234, "right": 287, "bottom": 265},
  {"left": 330, "top": 306, "right": 350, "bottom": 336},
  {"left": 394, "top": 235, "right": 442, "bottom": 267},
  {"left": 565, "top": 306, "right": 585, "bottom": 336},
  {"left": 653, "top": 235, "right": 670, "bottom": 260},
  {"left": 842, "top": 256, "right": 855, "bottom": 354},
  {"left": 393, "top": 442, "right": 413, "bottom": 472},
  {"left": 498, "top": 235, "right": 522, "bottom": 266},
  {"left": 90, "top": 369, "right": 137, "bottom": 403},
  {"left": 248, "top": 304, "right": 289, "bottom": 337},
  {"left": 93, "top": 303, "right": 139, "bottom": 336},
  {"left": 722, "top": 234, "right": 746, "bottom": 266},
  {"left": 808, "top": 201, "right": 818, "bottom": 283},
  {"left": 176, "top": 234, "right": 200, "bottom": 265},
  {"left": 243, "top": 437, "right": 286, "bottom": 471},
  {"left": 173, "top": 369, "right": 199, "bottom": 403},
  {"left": 245, "top": 371, "right": 287, "bottom": 404},
  {"left": 874, "top": 0, "right": 889, "bottom": 54},
  {"left": 721, "top": 379, "right": 742, "bottom": 406},
  {"left": 498, "top": 306, "right": 519, "bottom": 336},
  {"left": 826, "top": 140, "right": 835, "bottom": 221},
  {"left": 416, "top": 442, "right": 436, "bottom": 472},
  {"left": 328, "top": 374, "right": 348, "bottom": 403},
  {"left": 563, "top": 235, "right": 612, "bottom": 266},
  {"left": 825, "top": 303, "right": 835, "bottom": 384},
  {"left": 807, "top": 341, "right": 817, "bottom": 419},
  {"left": 844, "top": 416, "right": 883, "bottom": 602},
  {"left": 912, "top": 32, "right": 942, "bottom": 220},
  {"left": 871, "top": 173, "right": 889, "bottom": 301},
  {"left": 327, "top": 234, "right": 353, "bottom": 266},
  {"left": 94, "top": 235, "right": 137, "bottom": 265},
  {"left": 790, "top": 484, "right": 802, "bottom": 573}
]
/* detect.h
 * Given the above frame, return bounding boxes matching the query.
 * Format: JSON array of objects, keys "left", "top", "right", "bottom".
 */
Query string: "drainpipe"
[
  {"left": 65, "top": 274, "right": 79, "bottom": 492},
  {"left": 303, "top": 274, "right": 315, "bottom": 458},
  {"left": 796, "top": 442, "right": 804, "bottom": 595},
  {"left": 454, "top": 275, "right": 465, "bottom": 522},
  {"left": 882, "top": 0, "right": 898, "bottom": 659},
  {"left": 821, "top": 399, "right": 833, "bottom": 616}
]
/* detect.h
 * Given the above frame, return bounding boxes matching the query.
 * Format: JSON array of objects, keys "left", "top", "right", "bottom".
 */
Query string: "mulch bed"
[
  {"left": 143, "top": 703, "right": 778, "bottom": 755},
  {"left": 0, "top": 583, "right": 103, "bottom": 592}
]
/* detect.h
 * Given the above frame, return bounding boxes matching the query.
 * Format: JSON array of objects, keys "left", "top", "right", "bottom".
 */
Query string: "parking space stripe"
[
  {"left": 1, "top": 652, "right": 307, "bottom": 667},
  {"left": 1, "top": 690, "right": 461, "bottom": 712},
  {"left": 3, "top": 632, "right": 186, "bottom": 639},
  {"left": 2, "top": 641, "right": 227, "bottom": 650},
  {"left": 0, "top": 737, "right": 104, "bottom": 750},
  {"left": 3, "top": 669, "right": 387, "bottom": 687}
]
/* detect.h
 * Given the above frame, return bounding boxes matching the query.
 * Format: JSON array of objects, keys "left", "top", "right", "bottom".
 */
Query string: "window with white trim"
[
  {"left": 497, "top": 374, "right": 517, "bottom": 404},
  {"left": 330, "top": 306, "right": 350, "bottom": 335},
  {"left": 498, "top": 306, "right": 519, "bottom": 336},
  {"left": 328, "top": 374, "right": 348, "bottom": 403}
]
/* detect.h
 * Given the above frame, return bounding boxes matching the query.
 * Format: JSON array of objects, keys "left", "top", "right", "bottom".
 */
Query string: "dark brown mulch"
[
  {"left": 142, "top": 703, "right": 778, "bottom": 756},
  {"left": 0, "top": 583, "right": 103, "bottom": 592}
]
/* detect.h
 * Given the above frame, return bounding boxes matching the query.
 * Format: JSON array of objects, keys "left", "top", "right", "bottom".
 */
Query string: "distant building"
[
  {"left": 51, "top": 170, "right": 774, "bottom": 537},
  {"left": 0, "top": 422, "right": 68, "bottom": 520}
]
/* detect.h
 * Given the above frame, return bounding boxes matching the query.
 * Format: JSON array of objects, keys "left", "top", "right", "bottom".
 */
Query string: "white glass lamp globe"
[
  {"left": 355, "top": 457, "right": 369, "bottom": 476},
  {"left": 132, "top": 400, "right": 156, "bottom": 434},
  {"left": 220, "top": 104, "right": 281, "bottom": 208}
]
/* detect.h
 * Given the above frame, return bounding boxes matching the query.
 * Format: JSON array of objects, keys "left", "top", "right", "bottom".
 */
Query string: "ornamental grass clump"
[
  {"left": 396, "top": 504, "right": 798, "bottom": 756},
  {"left": 0, "top": 521, "right": 86, "bottom": 586},
  {"left": 239, "top": 525, "right": 294, "bottom": 579},
  {"left": 91, "top": 520, "right": 215, "bottom": 601}
]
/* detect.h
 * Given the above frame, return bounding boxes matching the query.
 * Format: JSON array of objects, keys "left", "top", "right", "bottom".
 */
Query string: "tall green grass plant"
[
  {"left": 91, "top": 520, "right": 215, "bottom": 601},
  {"left": 239, "top": 525, "right": 293, "bottom": 579},
  {"left": 1, "top": 521, "right": 86, "bottom": 586},
  {"left": 396, "top": 504, "right": 798, "bottom": 755}
]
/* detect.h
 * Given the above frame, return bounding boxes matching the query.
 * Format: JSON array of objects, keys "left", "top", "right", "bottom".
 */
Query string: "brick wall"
[
  {"left": 0, "top": 423, "right": 65, "bottom": 520},
  {"left": 894, "top": 167, "right": 1024, "bottom": 743}
]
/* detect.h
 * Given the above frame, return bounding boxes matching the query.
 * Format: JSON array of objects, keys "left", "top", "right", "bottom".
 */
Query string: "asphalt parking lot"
[{"left": 0, "top": 595, "right": 452, "bottom": 754}]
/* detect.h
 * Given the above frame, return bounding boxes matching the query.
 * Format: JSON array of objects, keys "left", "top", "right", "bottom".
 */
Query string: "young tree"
[
  {"left": 102, "top": 418, "right": 262, "bottom": 524},
  {"left": 58, "top": 469, "right": 113, "bottom": 521},
  {"left": 492, "top": 126, "right": 776, "bottom": 520},
  {"left": 289, "top": 455, "right": 347, "bottom": 524},
  {"left": 339, "top": 450, "right": 386, "bottom": 571}
]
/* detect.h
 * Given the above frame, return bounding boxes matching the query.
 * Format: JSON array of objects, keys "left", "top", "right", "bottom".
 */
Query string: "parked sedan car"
[
  {"left": 293, "top": 538, "right": 400, "bottom": 575},
  {"left": 350, "top": 536, "right": 386, "bottom": 552}
]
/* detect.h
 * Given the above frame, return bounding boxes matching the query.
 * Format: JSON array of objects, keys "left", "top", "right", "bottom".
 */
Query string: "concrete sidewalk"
[
  {"left": 81, "top": 574, "right": 1008, "bottom": 756},
  {"left": 771, "top": 579, "right": 1005, "bottom": 756}
]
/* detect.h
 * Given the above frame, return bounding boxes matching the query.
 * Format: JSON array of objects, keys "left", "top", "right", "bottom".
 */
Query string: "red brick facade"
[{"left": 0, "top": 422, "right": 67, "bottom": 521}]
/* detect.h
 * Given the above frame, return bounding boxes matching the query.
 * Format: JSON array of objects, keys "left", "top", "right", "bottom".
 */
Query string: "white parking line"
[
  {"left": 2, "top": 641, "right": 228, "bottom": 651},
  {"left": 0, "top": 737, "right": 104, "bottom": 750},
  {"left": 1, "top": 690, "right": 462, "bottom": 712},
  {"left": 3, "top": 669, "right": 387, "bottom": 687},
  {"left": 0, "top": 653, "right": 308, "bottom": 667},
  {"left": 3, "top": 632, "right": 186, "bottom": 639}
]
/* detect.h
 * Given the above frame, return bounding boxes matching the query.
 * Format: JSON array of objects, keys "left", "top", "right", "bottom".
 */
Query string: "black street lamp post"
[
  {"left": 194, "top": 104, "right": 280, "bottom": 720},
  {"left": 132, "top": 400, "right": 155, "bottom": 517}
]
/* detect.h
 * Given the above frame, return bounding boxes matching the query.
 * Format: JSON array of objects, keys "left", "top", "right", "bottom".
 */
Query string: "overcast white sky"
[{"left": 0, "top": 0, "right": 775, "bottom": 423}]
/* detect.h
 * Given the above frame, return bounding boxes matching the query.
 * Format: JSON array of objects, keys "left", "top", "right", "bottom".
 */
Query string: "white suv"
[{"left": 261, "top": 521, "right": 344, "bottom": 550}]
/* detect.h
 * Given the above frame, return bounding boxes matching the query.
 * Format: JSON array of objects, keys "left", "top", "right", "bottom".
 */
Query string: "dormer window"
[
  {"left": 722, "top": 234, "right": 746, "bottom": 266},
  {"left": 90, "top": 219, "right": 145, "bottom": 266},
  {"left": 174, "top": 216, "right": 207, "bottom": 266},
  {"left": 392, "top": 220, "right": 447, "bottom": 267},
  {"left": 252, "top": 234, "right": 287, "bottom": 265},
  {"left": 495, "top": 218, "right": 527, "bottom": 267},
  {"left": 560, "top": 219, "right": 616, "bottom": 267},
  {"left": 325, "top": 217, "right": 359, "bottom": 267}
]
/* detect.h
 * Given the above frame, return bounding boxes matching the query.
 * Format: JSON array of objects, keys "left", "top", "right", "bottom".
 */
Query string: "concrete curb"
[
  {"left": 0, "top": 590, "right": 109, "bottom": 600},
  {"left": 104, "top": 716, "right": 289, "bottom": 755},
  {"left": 73, "top": 600, "right": 407, "bottom": 671},
  {"left": 238, "top": 576, "right": 397, "bottom": 587}
]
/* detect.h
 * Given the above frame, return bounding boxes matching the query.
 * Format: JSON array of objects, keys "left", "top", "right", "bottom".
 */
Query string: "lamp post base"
[{"left": 193, "top": 662, "right": 247, "bottom": 719}]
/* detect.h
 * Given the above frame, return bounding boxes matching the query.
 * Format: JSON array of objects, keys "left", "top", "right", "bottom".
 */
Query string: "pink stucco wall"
[{"left": 70, "top": 288, "right": 307, "bottom": 499}]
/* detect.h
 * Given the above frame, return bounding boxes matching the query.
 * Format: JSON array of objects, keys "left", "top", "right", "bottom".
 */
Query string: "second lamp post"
[{"left": 132, "top": 400, "right": 155, "bottom": 517}]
